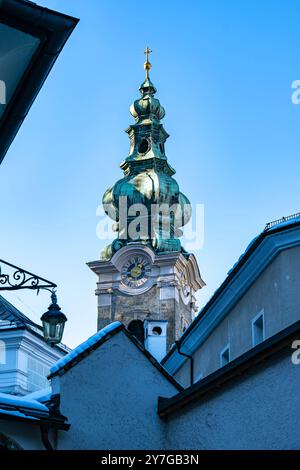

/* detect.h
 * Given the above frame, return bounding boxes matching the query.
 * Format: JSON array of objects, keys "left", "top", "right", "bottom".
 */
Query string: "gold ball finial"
[{"left": 144, "top": 47, "right": 152, "bottom": 79}]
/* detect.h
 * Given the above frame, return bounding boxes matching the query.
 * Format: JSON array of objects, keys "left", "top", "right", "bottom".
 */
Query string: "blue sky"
[{"left": 1, "top": 0, "right": 299, "bottom": 347}]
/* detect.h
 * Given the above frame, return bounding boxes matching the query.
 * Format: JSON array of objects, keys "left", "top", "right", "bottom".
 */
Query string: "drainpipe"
[
  {"left": 175, "top": 340, "right": 194, "bottom": 387},
  {"left": 40, "top": 423, "right": 54, "bottom": 450}
]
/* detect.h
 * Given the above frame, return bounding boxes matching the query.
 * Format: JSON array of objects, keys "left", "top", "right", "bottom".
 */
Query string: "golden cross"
[
  {"left": 144, "top": 46, "right": 152, "bottom": 62},
  {"left": 144, "top": 47, "right": 152, "bottom": 79}
]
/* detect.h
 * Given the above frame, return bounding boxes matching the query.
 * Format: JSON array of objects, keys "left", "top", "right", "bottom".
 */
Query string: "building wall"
[
  {"left": 98, "top": 285, "right": 192, "bottom": 351},
  {"left": 56, "top": 332, "right": 178, "bottom": 450},
  {"left": 93, "top": 247, "right": 201, "bottom": 352},
  {"left": 175, "top": 246, "right": 300, "bottom": 386},
  {"left": 0, "top": 329, "right": 65, "bottom": 395},
  {"left": 0, "top": 419, "right": 45, "bottom": 450},
  {"left": 166, "top": 349, "right": 300, "bottom": 449}
]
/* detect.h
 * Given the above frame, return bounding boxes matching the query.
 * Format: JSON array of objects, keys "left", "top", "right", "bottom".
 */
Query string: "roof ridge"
[{"left": 49, "top": 322, "right": 183, "bottom": 391}]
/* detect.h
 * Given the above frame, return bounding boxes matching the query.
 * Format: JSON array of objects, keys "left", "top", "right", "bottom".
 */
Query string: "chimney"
[{"left": 144, "top": 320, "right": 167, "bottom": 362}]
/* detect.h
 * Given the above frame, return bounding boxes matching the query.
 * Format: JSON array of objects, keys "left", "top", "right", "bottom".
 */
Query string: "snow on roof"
[
  {"left": 50, "top": 321, "right": 122, "bottom": 376},
  {"left": 163, "top": 213, "right": 300, "bottom": 366},
  {"left": 0, "top": 391, "right": 48, "bottom": 412},
  {"left": 0, "top": 408, "right": 39, "bottom": 421},
  {"left": 227, "top": 214, "right": 300, "bottom": 277},
  {"left": 25, "top": 387, "right": 52, "bottom": 403},
  {"left": 227, "top": 234, "right": 260, "bottom": 276},
  {"left": 0, "top": 295, "right": 38, "bottom": 328}
]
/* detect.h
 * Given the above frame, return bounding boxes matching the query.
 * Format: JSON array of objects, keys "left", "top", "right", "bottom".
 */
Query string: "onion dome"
[
  {"left": 100, "top": 48, "right": 192, "bottom": 261},
  {"left": 130, "top": 78, "right": 165, "bottom": 123},
  {"left": 103, "top": 170, "right": 191, "bottom": 223}
]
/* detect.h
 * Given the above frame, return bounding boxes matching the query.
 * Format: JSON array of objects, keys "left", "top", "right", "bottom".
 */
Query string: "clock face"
[{"left": 121, "top": 256, "right": 151, "bottom": 289}]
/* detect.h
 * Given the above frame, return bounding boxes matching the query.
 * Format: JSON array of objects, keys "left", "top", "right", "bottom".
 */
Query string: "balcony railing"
[{"left": 264, "top": 212, "right": 300, "bottom": 231}]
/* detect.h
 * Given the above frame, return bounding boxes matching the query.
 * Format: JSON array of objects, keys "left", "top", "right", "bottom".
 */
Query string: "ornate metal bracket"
[{"left": 0, "top": 259, "right": 56, "bottom": 292}]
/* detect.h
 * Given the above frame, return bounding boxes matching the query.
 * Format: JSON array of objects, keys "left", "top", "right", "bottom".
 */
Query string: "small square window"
[
  {"left": 220, "top": 345, "right": 230, "bottom": 367},
  {"left": 252, "top": 312, "right": 265, "bottom": 346}
]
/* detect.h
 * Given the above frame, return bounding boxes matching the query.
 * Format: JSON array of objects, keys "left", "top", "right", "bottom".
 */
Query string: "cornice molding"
[{"left": 164, "top": 225, "right": 300, "bottom": 374}]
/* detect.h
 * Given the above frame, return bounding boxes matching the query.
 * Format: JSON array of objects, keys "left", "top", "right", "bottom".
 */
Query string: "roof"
[
  {"left": 0, "top": 0, "right": 79, "bottom": 164},
  {"left": 158, "top": 319, "right": 300, "bottom": 419},
  {"left": 0, "top": 294, "right": 70, "bottom": 354},
  {"left": 25, "top": 387, "right": 52, "bottom": 404},
  {"left": 49, "top": 322, "right": 183, "bottom": 391},
  {"left": 162, "top": 213, "right": 300, "bottom": 372},
  {"left": 0, "top": 294, "right": 39, "bottom": 328},
  {"left": 0, "top": 390, "right": 68, "bottom": 429},
  {"left": 50, "top": 322, "right": 122, "bottom": 375}
]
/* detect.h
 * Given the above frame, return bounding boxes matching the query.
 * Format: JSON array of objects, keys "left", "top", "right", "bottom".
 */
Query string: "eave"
[
  {"left": 162, "top": 219, "right": 300, "bottom": 374},
  {"left": 0, "top": 409, "right": 70, "bottom": 430},
  {"left": 0, "top": 0, "right": 79, "bottom": 164},
  {"left": 158, "top": 319, "right": 300, "bottom": 419}
]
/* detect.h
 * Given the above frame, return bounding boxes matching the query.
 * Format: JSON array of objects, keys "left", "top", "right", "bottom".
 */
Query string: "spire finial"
[{"left": 144, "top": 47, "right": 152, "bottom": 79}]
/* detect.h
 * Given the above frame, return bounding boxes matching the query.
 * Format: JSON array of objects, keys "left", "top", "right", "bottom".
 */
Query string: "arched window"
[
  {"left": 128, "top": 320, "right": 144, "bottom": 345},
  {"left": 0, "top": 341, "right": 6, "bottom": 365},
  {"left": 0, "top": 432, "right": 23, "bottom": 450}
]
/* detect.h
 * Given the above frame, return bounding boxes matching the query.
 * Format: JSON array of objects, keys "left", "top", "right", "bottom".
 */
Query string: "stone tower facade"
[{"left": 88, "top": 50, "right": 205, "bottom": 351}]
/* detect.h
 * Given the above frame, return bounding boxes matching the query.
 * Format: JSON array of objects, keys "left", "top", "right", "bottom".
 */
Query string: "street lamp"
[
  {"left": 0, "top": 259, "right": 67, "bottom": 345},
  {"left": 40, "top": 291, "right": 67, "bottom": 346}
]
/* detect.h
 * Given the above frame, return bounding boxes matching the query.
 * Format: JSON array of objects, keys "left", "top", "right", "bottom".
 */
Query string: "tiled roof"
[{"left": 0, "top": 295, "right": 40, "bottom": 329}]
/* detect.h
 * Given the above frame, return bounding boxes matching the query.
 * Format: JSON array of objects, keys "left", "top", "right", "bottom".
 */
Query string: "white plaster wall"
[
  {"left": 166, "top": 350, "right": 300, "bottom": 449},
  {"left": 0, "top": 329, "right": 65, "bottom": 395},
  {"left": 57, "top": 332, "right": 178, "bottom": 450}
]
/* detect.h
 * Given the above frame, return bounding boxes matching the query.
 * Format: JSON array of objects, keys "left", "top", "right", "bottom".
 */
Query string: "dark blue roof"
[{"left": 0, "top": 295, "right": 40, "bottom": 329}]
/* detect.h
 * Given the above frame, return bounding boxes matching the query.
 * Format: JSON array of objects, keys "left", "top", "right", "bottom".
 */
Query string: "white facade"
[
  {"left": 0, "top": 326, "right": 66, "bottom": 395},
  {"left": 0, "top": 296, "right": 68, "bottom": 395}
]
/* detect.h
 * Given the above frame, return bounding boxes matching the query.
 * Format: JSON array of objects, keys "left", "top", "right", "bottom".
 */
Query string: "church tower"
[{"left": 88, "top": 49, "right": 205, "bottom": 353}]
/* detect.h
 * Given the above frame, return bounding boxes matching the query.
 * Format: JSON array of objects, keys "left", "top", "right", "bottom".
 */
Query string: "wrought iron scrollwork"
[{"left": 0, "top": 259, "right": 56, "bottom": 292}]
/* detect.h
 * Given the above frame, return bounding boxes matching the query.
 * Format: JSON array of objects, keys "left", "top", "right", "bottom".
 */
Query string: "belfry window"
[
  {"left": 138, "top": 138, "right": 150, "bottom": 154},
  {"left": 128, "top": 320, "right": 145, "bottom": 345}
]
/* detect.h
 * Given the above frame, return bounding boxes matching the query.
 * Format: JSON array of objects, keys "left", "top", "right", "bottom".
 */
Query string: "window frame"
[
  {"left": 252, "top": 310, "right": 265, "bottom": 347},
  {"left": 220, "top": 344, "right": 230, "bottom": 367}
]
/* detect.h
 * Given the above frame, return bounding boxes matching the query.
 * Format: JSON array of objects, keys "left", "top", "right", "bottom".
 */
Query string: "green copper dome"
[
  {"left": 100, "top": 53, "right": 192, "bottom": 261},
  {"left": 130, "top": 77, "right": 165, "bottom": 123}
]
